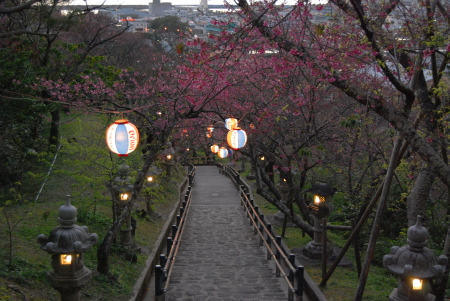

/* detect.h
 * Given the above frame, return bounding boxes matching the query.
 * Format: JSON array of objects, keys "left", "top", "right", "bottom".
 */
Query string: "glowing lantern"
[
  {"left": 176, "top": 42, "right": 185, "bottom": 55},
  {"left": 120, "top": 192, "right": 130, "bottom": 201},
  {"left": 106, "top": 120, "right": 139, "bottom": 157},
  {"left": 227, "top": 149, "right": 234, "bottom": 157},
  {"left": 60, "top": 254, "right": 73, "bottom": 265},
  {"left": 314, "top": 195, "right": 325, "bottom": 205},
  {"left": 225, "top": 118, "right": 238, "bottom": 130},
  {"left": 217, "top": 147, "right": 228, "bottom": 158},
  {"left": 227, "top": 127, "right": 247, "bottom": 150},
  {"left": 412, "top": 278, "right": 423, "bottom": 290},
  {"left": 211, "top": 145, "right": 219, "bottom": 153}
]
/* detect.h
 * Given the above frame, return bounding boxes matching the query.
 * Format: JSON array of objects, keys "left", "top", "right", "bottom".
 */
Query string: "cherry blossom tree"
[{"left": 230, "top": 0, "right": 449, "bottom": 298}]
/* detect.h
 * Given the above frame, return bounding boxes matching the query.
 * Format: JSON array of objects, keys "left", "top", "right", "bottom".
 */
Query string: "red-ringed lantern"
[
  {"left": 217, "top": 147, "right": 229, "bottom": 159},
  {"left": 227, "top": 127, "right": 247, "bottom": 150},
  {"left": 224, "top": 118, "right": 238, "bottom": 130},
  {"left": 211, "top": 144, "right": 219, "bottom": 153},
  {"left": 106, "top": 120, "right": 140, "bottom": 157}
]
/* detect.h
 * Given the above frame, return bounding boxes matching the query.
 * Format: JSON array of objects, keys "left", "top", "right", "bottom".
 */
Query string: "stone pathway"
[{"left": 163, "top": 166, "right": 288, "bottom": 301}]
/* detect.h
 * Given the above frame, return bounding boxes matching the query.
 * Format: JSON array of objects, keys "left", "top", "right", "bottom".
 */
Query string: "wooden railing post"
[
  {"left": 296, "top": 266, "right": 304, "bottom": 301},
  {"left": 167, "top": 237, "right": 173, "bottom": 254},
  {"left": 275, "top": 236, "right": 282, "bottom": 277},
  {"left": 266, "top": 223, "right": 272, "bottom": 260},
  {"left": 259, "top": 214, "right": 265, "bottom": 246},
  {"left": 155, "top": 265, "right": 165, "bottom": 297}
]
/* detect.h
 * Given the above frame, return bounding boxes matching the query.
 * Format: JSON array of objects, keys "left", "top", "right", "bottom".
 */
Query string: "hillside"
[{"left": 0, "top": 114, "right": 184, "bottom": 300}]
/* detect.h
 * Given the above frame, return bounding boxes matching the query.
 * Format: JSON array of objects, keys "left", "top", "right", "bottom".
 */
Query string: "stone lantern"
[
  {"left": 160, "top": 142, "right": 175, "bottom": 177},
  {"left": 273, "top": 177, "right": 291, "bottom": 224},
  {"left": 37, "top": 196, "right": 98, "bottom": 301},
  {"left": 146, "top": 165, "right": 163, "bottom": 184},
  {"left": 112, "top": 164, "right": 134, "bottom": 207},
  {"left": 145, "top": 165, "right": 163, "bottom": 217},
  {"left": 303, "top": 182, "right": 336, "bottom": 260},
  {"left": 112, "top": 164, "right": 139, "bottom": 253},
  {"left": 383, "top": 216, "right": 448, "bottom": 301}
]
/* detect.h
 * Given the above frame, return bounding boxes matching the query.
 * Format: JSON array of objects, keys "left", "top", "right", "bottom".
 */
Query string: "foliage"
[
  {"left": 0, "top": 45, "right": 49, "bottom": 190},
  {"left": 149, "top": 16, "right": 188, "bottom": 33}
]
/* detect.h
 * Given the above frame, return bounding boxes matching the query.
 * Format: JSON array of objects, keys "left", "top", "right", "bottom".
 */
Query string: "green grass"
[
  {"left": 0, "top": 113, "right": 185, "bottom": 301},
  {"left": 249, "top": 175, "right": 399, "bottom": 301}
]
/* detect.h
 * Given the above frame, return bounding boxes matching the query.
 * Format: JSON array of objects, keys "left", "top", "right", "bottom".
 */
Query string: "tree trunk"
[
  {"left": 49, "top": 106, "right": 60, "bottom": 147},
  {"left": 406, "top": 166, "right": 435, "bottom": 226},
  {"left": 435, "top": 226, "right": 450, "bottom": 300},
  {"left": 97, "top": 198, "right": 134, "bottom": 274}
]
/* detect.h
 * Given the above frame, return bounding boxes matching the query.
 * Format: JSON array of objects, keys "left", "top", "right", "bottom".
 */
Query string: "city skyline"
[{"left": 69, "top": 0, "right": 328, "bottom": 7}]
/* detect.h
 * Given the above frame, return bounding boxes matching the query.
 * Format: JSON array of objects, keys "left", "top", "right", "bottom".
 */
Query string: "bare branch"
[{"left": 0, "top": 0, "right": 40, "bottom": 14}]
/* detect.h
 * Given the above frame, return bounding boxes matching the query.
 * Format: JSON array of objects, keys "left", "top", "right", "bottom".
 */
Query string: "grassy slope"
[
  {"left": 244, "top": 171, "right": 399, "bottom": 301},
  {"left": 0, "top": 114, "right": 183, "bottom": 300}
]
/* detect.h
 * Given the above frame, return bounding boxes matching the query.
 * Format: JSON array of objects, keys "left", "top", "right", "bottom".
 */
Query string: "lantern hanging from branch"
[
  {"left": 217, "top": 147, "right": 229, "bottom": 159},
  {"left": 224, "top": 118, "right": 238, "bottom": 130},
  {"left": 106, "top": 120, "right": 140, "bottom": 157},
  {"left": 227, "top": 127, "right": 247, "bottom": 150},
  {"left": 211, "top": 144, "right": 219, "bottom": 153}
]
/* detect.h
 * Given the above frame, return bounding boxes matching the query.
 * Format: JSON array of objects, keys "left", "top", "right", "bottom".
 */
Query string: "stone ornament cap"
[
  {"left": 163, "top": 142, "right": 174, "bottom": 154},
  {"left": 147, "top": 165, "right": 163, "bottom": 176},
  {"left": 407, "top": 215, "right": 429, "bottom": 251},
  {"left": 113, "top": 164, "right": 134, "bottom": 191},
  {"left": 311, "top": 182, "right": 336, "bottom": 197},
  {"left": 383, "top": 215, "right": 448, "bottom": 279},
  {"left": 117, "top": 164, "right": 131, "bottom": 177},
  {"left": 58, "top": 195, "right": 77, "bottom": 227},
  {"left": 37, "top": 195, "right": 98, "bottom": 254}
]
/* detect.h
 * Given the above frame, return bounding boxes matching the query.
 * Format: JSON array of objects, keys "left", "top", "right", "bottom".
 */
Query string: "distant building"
[
  {"left": 198, "top": 0, "right": 208, "bottom": 11},
  {"left": 119, "top": 18, "right": 149, "bottom": 32},
  {"left": 149, "top": 0, "right": 173, "bottom": 17},
  {"left": 309, "top": 4, "right": 334, "bottom": 24}
]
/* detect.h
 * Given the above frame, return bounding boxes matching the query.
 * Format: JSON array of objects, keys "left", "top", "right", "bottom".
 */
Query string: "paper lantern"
[
  {"left": 211, "top": 144, "right": 219, "bottom": 153},
  {"left": 224, "top": 118, "right": 238, "bottom": 130},
  {"left": 227, "top": 127, "right": 247, "bottom": 150},
  {"left": 217, "top": 147, "right": 229, "bottom": 158},
  {"left": 106, "top": 119, "right": 140, "bottom": 157},
  {"left": 227, "top": 149, "right": 234, "bottom": 157}
]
